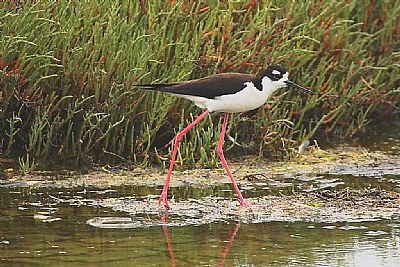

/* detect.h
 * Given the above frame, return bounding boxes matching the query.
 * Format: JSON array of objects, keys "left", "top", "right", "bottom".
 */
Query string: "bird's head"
[{"left": 260, "top": 64, "right": 315, "bottom": 95}]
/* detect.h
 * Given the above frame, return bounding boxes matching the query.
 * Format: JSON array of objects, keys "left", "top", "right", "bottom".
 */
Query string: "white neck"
[{"left": 261, "top": 72, "right": 289, "bottom": 96}]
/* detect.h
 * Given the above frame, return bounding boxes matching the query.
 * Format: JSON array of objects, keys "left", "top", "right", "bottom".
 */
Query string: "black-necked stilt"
[{"left": 135, "top": 64, "right": 314, "bottom": 209}]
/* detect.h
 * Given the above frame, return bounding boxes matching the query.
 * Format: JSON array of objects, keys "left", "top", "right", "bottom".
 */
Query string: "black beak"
[{"left": 284, "top": 80, "right": 315, "bottom": 95}]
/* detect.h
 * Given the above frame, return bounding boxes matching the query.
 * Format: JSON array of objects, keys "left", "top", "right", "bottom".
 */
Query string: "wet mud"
[{"left": 2, "top": 145, "right": 399, "bottom": 227}]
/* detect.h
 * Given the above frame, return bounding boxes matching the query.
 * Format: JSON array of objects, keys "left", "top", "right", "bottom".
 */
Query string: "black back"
[{"left": 135, "top": 73, "right": 262, "bottom": 99}]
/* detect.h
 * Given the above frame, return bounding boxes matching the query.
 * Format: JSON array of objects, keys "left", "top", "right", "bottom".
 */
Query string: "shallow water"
[
  {"left": 1, "top": 185, "right": 399, "bottom": 266},
  {"left": 1, "top": 124, "right": 400, "bottom": 266}
]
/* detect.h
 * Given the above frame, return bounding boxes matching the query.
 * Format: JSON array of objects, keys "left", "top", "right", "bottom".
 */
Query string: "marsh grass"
[{"left": 0, "top": 1, "right": 399, "bottom": 169}]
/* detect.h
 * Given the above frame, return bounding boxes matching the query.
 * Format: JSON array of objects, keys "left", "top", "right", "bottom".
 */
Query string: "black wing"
[{"left": 133, "top": 73, "right": 262, "bottom": 99}]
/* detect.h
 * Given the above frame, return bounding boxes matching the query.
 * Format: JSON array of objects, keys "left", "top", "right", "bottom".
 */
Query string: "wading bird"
[{"left": 135, "top": 64, "right": 314, "bottom": 209}]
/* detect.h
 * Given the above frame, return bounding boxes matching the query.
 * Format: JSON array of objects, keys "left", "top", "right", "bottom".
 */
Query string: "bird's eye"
[{"left": 273, "top": 73, "right": 282, "bottom": 79}]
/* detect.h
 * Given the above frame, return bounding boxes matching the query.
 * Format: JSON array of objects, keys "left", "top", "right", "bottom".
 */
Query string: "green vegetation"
[
  {"left": 18, "top": 153, "right": 37, "bottom": 175},
  {"left": 0, "top": 1, "right": 399, "bottom": 169}
]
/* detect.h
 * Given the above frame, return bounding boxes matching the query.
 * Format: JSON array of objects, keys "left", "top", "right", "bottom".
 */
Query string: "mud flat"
[{"left": 2, "top": 146, "right": 400, "bottom": 227}]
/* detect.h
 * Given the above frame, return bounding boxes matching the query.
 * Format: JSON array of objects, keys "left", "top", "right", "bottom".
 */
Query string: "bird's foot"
[{"left": 158, "top": 194, "right": 171, "bottom": 210}]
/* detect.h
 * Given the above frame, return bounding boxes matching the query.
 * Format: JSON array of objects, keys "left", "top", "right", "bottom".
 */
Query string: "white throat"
[{"left": 261, "top": 72, "right": 289, "bottom": 97}]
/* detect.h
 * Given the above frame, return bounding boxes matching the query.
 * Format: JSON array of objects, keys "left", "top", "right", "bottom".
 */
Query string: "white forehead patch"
[{"left": 272, "top": 70, "right": 281, "bottom": 75}]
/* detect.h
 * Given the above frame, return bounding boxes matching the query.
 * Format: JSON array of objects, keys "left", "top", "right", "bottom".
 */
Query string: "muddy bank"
[
  {"left": 2, "top": 145, "right": 399, "bottom": 189},
  {"left": 86, "top": 188, "right": 400, "bottom": 228},
  {"left": 2, "top": 146, "right": 399, "bottom": 226}
]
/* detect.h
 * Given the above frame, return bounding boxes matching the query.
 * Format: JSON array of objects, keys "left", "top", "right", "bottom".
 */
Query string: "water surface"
[{"left": 1, "top": 125, "right": 400, "bottom": 266}]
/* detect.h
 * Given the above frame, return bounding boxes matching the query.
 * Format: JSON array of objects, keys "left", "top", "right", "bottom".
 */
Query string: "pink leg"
[
  {"left": 217, "top": 113, "right": 250, "bottom": 208},
  {"left": 218, "top": 113, "right": 269, "bottom": 208},
  {"left": 159, "top": 109, "right": 210, "bottom": 208}
]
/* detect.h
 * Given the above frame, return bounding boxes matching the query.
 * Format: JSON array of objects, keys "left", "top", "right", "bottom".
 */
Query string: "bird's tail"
[{"left": 132, "top": 83, "right": 180, "bottom": 93}]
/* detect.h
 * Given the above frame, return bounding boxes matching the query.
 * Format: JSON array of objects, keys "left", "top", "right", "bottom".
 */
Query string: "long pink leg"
[
  {"left": 159, "top": 109, "right": 210, "bottom": 208},
  {"left": 217, "top": 113, "right": 250, "bottom": 208},
  {"left": 218, "top": 113, "right": 269, "bottom": 208}
]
